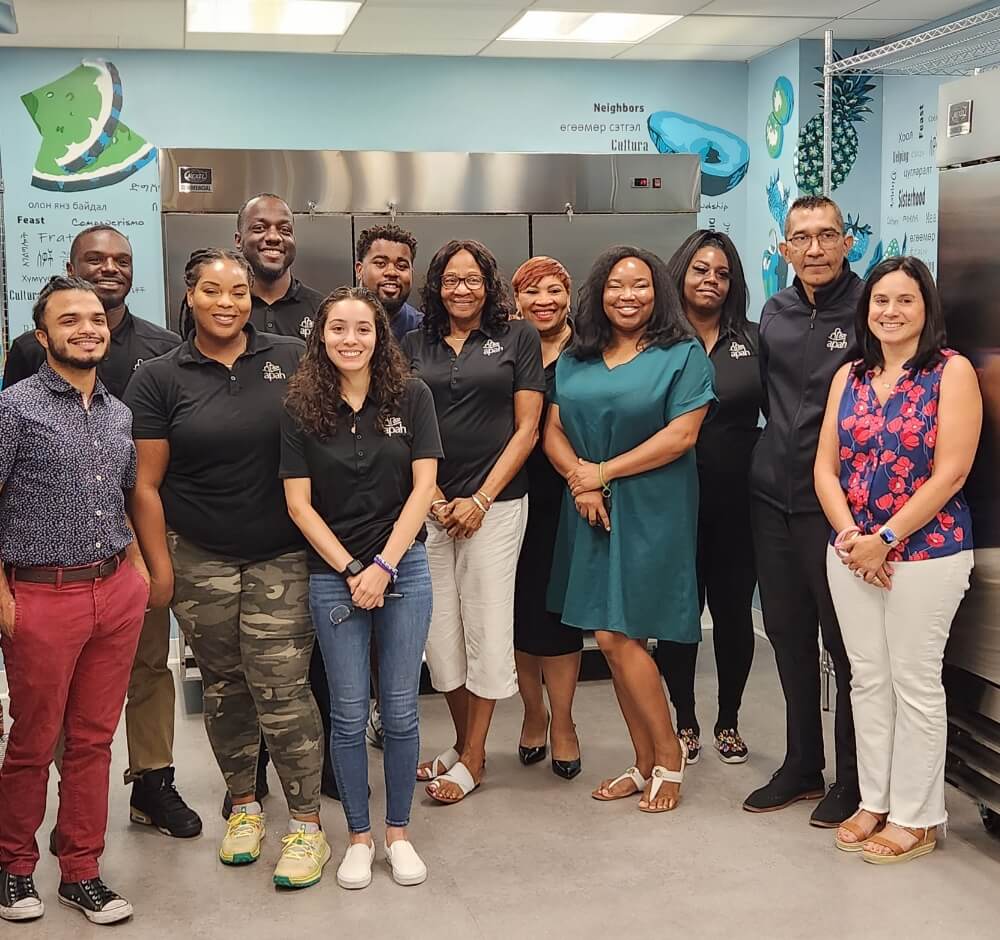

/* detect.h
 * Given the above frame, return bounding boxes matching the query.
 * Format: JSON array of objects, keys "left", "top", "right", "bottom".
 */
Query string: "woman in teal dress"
[{"left": 545, "top": 246, "right": 716, "bottom": 813}]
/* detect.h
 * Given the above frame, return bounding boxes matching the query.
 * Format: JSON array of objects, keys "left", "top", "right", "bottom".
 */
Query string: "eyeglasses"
[
  {"left": 786, "top": 231, "right": 843, "bottom": 251},
  {"left": 441, "top": 274, "right": 485, "bottom": 290},
  {"left": 329, "top": 592, "right": 404, "bottom": 625}
]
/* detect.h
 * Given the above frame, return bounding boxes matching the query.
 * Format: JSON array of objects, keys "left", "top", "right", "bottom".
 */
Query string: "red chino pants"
[{"left": 0, "top": 561, "right": 147, "bottom": 881}]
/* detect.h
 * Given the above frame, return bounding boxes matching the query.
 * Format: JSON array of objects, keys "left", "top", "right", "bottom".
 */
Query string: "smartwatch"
[
  {"left": 877, "top": 526, "right": 899, "bottom": 547},
  {"left": 342, "top": 558, "right": 365, "bottom": 577}
]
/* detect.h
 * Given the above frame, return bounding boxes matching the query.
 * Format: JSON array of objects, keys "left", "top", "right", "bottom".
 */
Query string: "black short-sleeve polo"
[
  {"left": 124, "top": 325, "right": 305, "bottom": 561},
  {"left": 280, "top": 377, "right": 443, "bottom": 573},
  {"left": 250, "top": 277, "right": 326, "bottom": 341},
  {"left": 2, "top": 309, "right": 180, "bottom": 399},
  {"left": 697, "top": 322, "right": 764, "bottom": 480},
  {"left": 401, "top": 318, "right": 545, "bottom": 501}
]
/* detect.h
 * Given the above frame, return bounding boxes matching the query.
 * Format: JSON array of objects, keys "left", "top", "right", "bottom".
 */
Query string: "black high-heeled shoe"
[
  {"left": 551, "top": 756, "right": 582, "bottom": 780},
  {"left": 518, "top": 742, "right": 547, "bottom": 765}
]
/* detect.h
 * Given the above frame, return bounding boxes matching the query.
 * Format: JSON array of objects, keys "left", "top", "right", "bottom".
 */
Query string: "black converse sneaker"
[
  {"left": 58, "top": 878, "right": 133, "bottom": 925},
  {"left": 0, "top": 869, "right": 44, "bottom": 922},
  {"left": 129, "top": 766, "right": 203, "bottom": 838}
]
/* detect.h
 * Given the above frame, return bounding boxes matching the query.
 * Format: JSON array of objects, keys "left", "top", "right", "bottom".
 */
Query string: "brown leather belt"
[{"left": 6, "top": 549, "right": 128, "bottom": 585}]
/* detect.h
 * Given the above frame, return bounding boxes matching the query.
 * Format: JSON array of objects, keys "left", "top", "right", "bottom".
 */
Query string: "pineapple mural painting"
[{"left": 794, "top": 52, "right": 875, "bottom": 195}]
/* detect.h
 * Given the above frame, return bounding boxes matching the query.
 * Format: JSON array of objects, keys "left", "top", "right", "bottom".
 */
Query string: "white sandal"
[
  {"left": 425, "top": 761, "right": 479, "bottom": 804},
  {"left": 592, "top": 765, "right": 649, "bottom": 802},
  {"left": 639, "top": 742, "right": 687, "bottom": 814},
  {"left": 416, "top": 747, "right": 459, "bottom": 782}
]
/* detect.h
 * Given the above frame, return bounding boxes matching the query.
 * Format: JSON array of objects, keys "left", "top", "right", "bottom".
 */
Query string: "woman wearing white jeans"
[{"left": 815, "top": 256, "right": 982, "bottom": 865}]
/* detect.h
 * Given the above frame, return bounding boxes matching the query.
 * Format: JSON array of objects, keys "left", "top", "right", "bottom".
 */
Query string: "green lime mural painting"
[
  {"left": 764, "top": 76, "right": 794, "bottom": 159},
  {"left": 22, "top": 59, "right": 157, "bottom": 192},
  {"left": 647, "top": 112, "right": 750, "bottom": 196}
]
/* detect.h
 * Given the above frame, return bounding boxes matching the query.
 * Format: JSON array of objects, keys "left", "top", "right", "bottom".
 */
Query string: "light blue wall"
[{"left": 0, "top": 48, "right": 751, "bottom": 341}]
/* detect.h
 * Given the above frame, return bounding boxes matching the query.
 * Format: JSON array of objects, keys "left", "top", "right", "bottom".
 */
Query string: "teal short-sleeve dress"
[{"left": 547, "top": 338, "right": 716, "bottom": 642}]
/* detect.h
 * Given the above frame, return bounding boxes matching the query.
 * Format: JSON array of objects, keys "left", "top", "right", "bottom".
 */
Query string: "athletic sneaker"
[
  {"left": 714, "top": 728, "right": 749, "bottom": 764},
  {"left": 677, "top": 727, "right": 701, "bottom": 765},
  {"left": 0, "top": 869, "right": 44, "bottom": 922},
  {"left": 58, "top": 878, "right": 132, "bottom": 925},
  {"left": 219, "top": 805, "right": 265, "bottom": 866},
  {"left": 273, "top": 826, "right": 331, "bottom": 889}
]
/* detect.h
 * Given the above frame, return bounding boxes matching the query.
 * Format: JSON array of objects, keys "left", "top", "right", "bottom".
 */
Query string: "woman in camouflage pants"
[{"left": 127, "top": 249, "right": 329, "bottom": 890}]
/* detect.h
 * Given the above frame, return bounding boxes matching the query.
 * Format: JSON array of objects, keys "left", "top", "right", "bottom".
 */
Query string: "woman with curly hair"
[
  {"left": 282, "top": 286, "right": 442, "bottom": 889},
  {"left": 127, "top": 248, "right": 329, "bottom": 887},
  {"left": 545, "top": 246, "right": 715, "bottom": 813},
  {"left": 401, "top": 240, "right": 545, "bottom": 804}
]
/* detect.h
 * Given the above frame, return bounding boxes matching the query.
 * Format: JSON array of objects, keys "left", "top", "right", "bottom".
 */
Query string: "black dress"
[{"left": 514, "top": 352, "right": 584, "bottom": 657}]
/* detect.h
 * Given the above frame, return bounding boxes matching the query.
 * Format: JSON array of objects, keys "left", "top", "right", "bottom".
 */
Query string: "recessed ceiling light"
[
  {"left": 187, "top": 0, "right": 361, "bottom": 36},
  {"left": 498, "top": 10, "right": 682, "bottom": 44}
]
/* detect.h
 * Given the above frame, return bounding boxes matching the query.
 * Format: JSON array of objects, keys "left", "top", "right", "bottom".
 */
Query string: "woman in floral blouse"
[{"left": 815, "top": 256, "right": 981, "bottom": 866}]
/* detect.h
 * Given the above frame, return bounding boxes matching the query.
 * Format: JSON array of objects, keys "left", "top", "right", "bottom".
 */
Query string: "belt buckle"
[{"left": 98, "top": 554, "right": 120, "bottom": 579}]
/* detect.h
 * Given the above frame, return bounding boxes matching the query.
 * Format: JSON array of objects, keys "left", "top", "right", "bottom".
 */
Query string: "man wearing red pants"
[{"left": 0, "top": 276, "right": 149, "bottom": 926}]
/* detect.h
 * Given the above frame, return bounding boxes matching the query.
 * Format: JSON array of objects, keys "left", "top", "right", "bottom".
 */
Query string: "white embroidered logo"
[
  {"left": 299, "top": 316, "right": 314, "bottom": 339},
  {"left": 263, "top": 361, "right": 287, "bottom": 382},
  {"left": 482, "top": 338, "right": 503, "bottom": 357},
  {"left": 827, "top": 328, "right": 848, "bottom": 351},
  {"left": 133, "top": 358, "right": 144, "bottom": 372},
  {"left": 729, "top": 341, "right": 750, "bottom": 360},
  {"left": 383, "top": 416, "right": 408, "bottom": 437}
]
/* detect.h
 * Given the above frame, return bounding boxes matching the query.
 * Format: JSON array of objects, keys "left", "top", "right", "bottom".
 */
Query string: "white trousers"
[
  {"left": 826, "top": 545, "right": 973, "bottom": 827},
  {"left": 423, "top": 496, "right": 528, "bottom": 700}
]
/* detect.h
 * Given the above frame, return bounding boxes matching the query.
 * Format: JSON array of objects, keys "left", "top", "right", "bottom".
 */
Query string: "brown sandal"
[
  {"left": 862, "top": 825, "right": 937, "bottom": 865},
  {"left": 835, "top": 810, "right": 887, "bottom": 853}
]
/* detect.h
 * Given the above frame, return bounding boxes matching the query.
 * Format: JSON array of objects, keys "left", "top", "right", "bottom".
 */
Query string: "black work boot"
[{"left": 130, "top": 767, "right": 202, "bottom": 838}]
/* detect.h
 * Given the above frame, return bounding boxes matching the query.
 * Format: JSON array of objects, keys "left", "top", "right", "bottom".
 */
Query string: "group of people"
[{"left": 0, "top": 190, "right": 981, "bottom": 925}]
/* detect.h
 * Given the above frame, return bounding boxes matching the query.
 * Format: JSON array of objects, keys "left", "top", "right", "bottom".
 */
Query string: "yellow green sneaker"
[
  {"left": 219, "top": 809, "right": 265, "bottom": 866},
  {"left": 273, "top": 827, "right": 331, "bottom": 889}
]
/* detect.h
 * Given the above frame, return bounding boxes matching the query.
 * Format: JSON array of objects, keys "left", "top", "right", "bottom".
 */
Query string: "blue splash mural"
[
  {"left": 647, "top": 111, "right": 750, "bottom": 196},
  {"left": 762, "top": 171, "right": 790, "bottom": 299}
]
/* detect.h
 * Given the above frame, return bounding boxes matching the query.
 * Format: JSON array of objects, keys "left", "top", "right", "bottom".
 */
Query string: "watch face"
[{"left": 346, "top": 559, "right": 365, "bottom": 576}]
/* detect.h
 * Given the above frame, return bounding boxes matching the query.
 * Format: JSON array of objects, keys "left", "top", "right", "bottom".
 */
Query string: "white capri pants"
[
  {"left": 423, "top": 495, "right": 528, "bottom": 700},
  {"left": 826, "top": 545, "right": 973, "bottom": 828}
]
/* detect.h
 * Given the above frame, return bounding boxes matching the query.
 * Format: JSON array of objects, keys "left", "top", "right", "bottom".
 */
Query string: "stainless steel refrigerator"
[{"left": 937, "top": 73, "right": 1000, "bottom": 834}]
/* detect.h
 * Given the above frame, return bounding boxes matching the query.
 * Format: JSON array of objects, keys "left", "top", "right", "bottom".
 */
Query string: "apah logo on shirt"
[
  {"left": 729, "top": 341, "right": 751, "bottom": 360},
  {"left": 132, "top": 358, "right": 145, "bottom": 372},
  {"left": 827, "top": 328, "right": 848, "bottom": 351},
  {"left": 262, "top": 361, "right": 287, "bottom": 382},
  {"left": 482, "top": 338, "right": 503, "bottom": 357},
  {"left": 383, "top": 416, "right": 408, "bottom": 437},
  {"left": 299, "top": 316, "right": 314, "bottom": 339}
]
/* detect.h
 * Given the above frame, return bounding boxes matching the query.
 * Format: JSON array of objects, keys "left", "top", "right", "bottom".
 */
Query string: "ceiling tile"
[
  {"left": 616, "top": 40, "right": 772, "bottom": 59},
  {"left": 337, "top": 35, "right": 490, "bottom": 54},
  {"left": 844, "top": 0, "right": 980, "bottom": 19},
  {"left": 527, "top": 0, "right": 711, "bottom": 12},
  {"left": 340, "top": 3, "right": 522, "bottom": 46},
  {"left": 480, "top": 38, "right": 634, "bottom": 58},
  {"left": 698, "top": 0, "right": 866, "bottom": 14},
  {"left": 184, "top": 32, "right": 340, "bottom": 53},
  {"left": 633, "top": 14, "right": 830, "bottom": 44},
  {"left": 0, "top": 0, "right": 184, "bottom": 48},
  {"left": 800, "top": 17, "right": 928, "bottom": 39}
]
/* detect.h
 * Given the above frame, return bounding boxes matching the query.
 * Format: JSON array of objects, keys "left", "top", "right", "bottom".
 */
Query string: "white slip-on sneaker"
[
  {"left": 383, "top": 839, "right": 427, "bottom": 886},
  {"left": 336, "top": 840, "right": 375, "bottom": 890}
]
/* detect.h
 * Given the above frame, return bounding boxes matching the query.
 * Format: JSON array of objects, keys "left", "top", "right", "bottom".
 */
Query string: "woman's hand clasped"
[
  {"left": 348, "top": 565, "right": 392, "bottom": 609},
  {"left": 444, "top": 497, "right": 486, "bottom": 540},
  {"left": 575, "top": 490, "right": 610, "bottom": 532},
  {"left": 841, "top": 533, "right": 894, "bottom": 589},
  {"left": 567, "top": 458, "right": 604, "bottom": 497}
]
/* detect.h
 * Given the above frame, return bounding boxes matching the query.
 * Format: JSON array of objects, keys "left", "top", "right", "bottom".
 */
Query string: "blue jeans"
[{"left": 310, "top": 543, "right": 433, "bottom": 832}]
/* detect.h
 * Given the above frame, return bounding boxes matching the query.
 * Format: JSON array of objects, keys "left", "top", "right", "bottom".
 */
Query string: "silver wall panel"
[
  {"left": 531, "top": 213, "right": 696, "bottom": 295},
  {"left": 162, "top": 212, "right": 354, "bottom": 331},
  {"left": 160, "top": 150, "right": 700, "bottom": 216},
  {"left": 937, "top": 73, "right": 1000, "bottom": 168},
  {"left": 353, "top": 214, "right": 529, "bottom": 300}
]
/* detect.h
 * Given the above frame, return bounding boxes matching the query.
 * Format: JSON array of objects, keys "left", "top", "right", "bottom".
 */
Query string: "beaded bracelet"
[{"left": 373, "top": 554, "right": 399, "bottom": 582}]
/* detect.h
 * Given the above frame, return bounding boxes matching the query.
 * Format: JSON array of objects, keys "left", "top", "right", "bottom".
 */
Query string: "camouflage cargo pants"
[{"left": 167, "top": 531, "right": 322, "bottom": 814}]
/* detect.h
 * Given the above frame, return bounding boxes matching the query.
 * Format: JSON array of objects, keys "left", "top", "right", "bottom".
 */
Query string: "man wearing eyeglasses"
[{"left": 743, "top": 195, "right": 863, "bottom": 829}]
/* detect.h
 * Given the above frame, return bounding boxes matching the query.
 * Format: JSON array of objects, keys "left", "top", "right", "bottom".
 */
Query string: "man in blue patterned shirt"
[{"left": 0, "top": 277, "right": 149, "bottom": 926}]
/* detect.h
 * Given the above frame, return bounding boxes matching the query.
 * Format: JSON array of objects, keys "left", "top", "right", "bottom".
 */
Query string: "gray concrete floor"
[{"left": 17, "top": 640, "right": 1000, "bottom": 939}]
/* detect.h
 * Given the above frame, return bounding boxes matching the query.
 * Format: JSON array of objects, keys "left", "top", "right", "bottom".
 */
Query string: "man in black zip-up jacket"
[{"left": 744, "top": 196, "right": 863, "bottom": 826}]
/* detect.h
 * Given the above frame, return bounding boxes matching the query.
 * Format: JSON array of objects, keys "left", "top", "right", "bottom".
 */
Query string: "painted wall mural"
[
  {"left": 22, "top": 59, "right": 157, "bottom": 192},
  {"left": 647, "top": 111, "right": 750, "bottom": 196},
  {"left": 764, "top": 76, "right": 794, "bottom": 158},
  {"left": 762, "top": 170, "right": 791, "bottom": 299},
  {"left": 794, "top": 52, "right": 876, "bottom": 195}
]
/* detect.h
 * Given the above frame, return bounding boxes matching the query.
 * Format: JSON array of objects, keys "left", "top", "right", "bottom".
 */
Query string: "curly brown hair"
[{"left": 285, "top": 286, "right": 409, "bottom": 439}]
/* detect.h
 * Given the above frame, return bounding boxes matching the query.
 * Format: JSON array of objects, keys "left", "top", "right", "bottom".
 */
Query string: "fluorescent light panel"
[
  {"left": 187, "top": 0, "right": 361, "bottom": 36},
  {"left": 499, "top": 10, "right": 681, "bottom": 44}
]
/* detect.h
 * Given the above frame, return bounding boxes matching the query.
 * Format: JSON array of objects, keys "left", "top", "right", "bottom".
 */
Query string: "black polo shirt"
[
  {"left": 124, "top": 326, "right": 305, "bottom": 562},
  {"left": 280, "top": 377, "right": 443, "bottom": 573},
  {"left": 2, "top": 309, "right": 180, "bottom": 399},
  {"left": 697, "top": 322, "right": 763, "bottom": 482},
  {"left": 401, "top": 318, "right": 545, "bottom": 501},
  {"left": 250, "top": 277, "right": 326, "bottom": 341}
]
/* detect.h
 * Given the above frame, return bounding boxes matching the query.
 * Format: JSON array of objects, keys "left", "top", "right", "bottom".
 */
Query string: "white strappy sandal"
[
  {"left": 425, "top": 761, "right": 479, "bottom": 804},
  {"left": 591, "top": 765, "right": 650, "bottom": 802},
  {"left": 416, "top": 747, "right": 459, "bottom": 782},
  {"left": 639, "top": 741, "right": 688, "bottom": 814}
]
